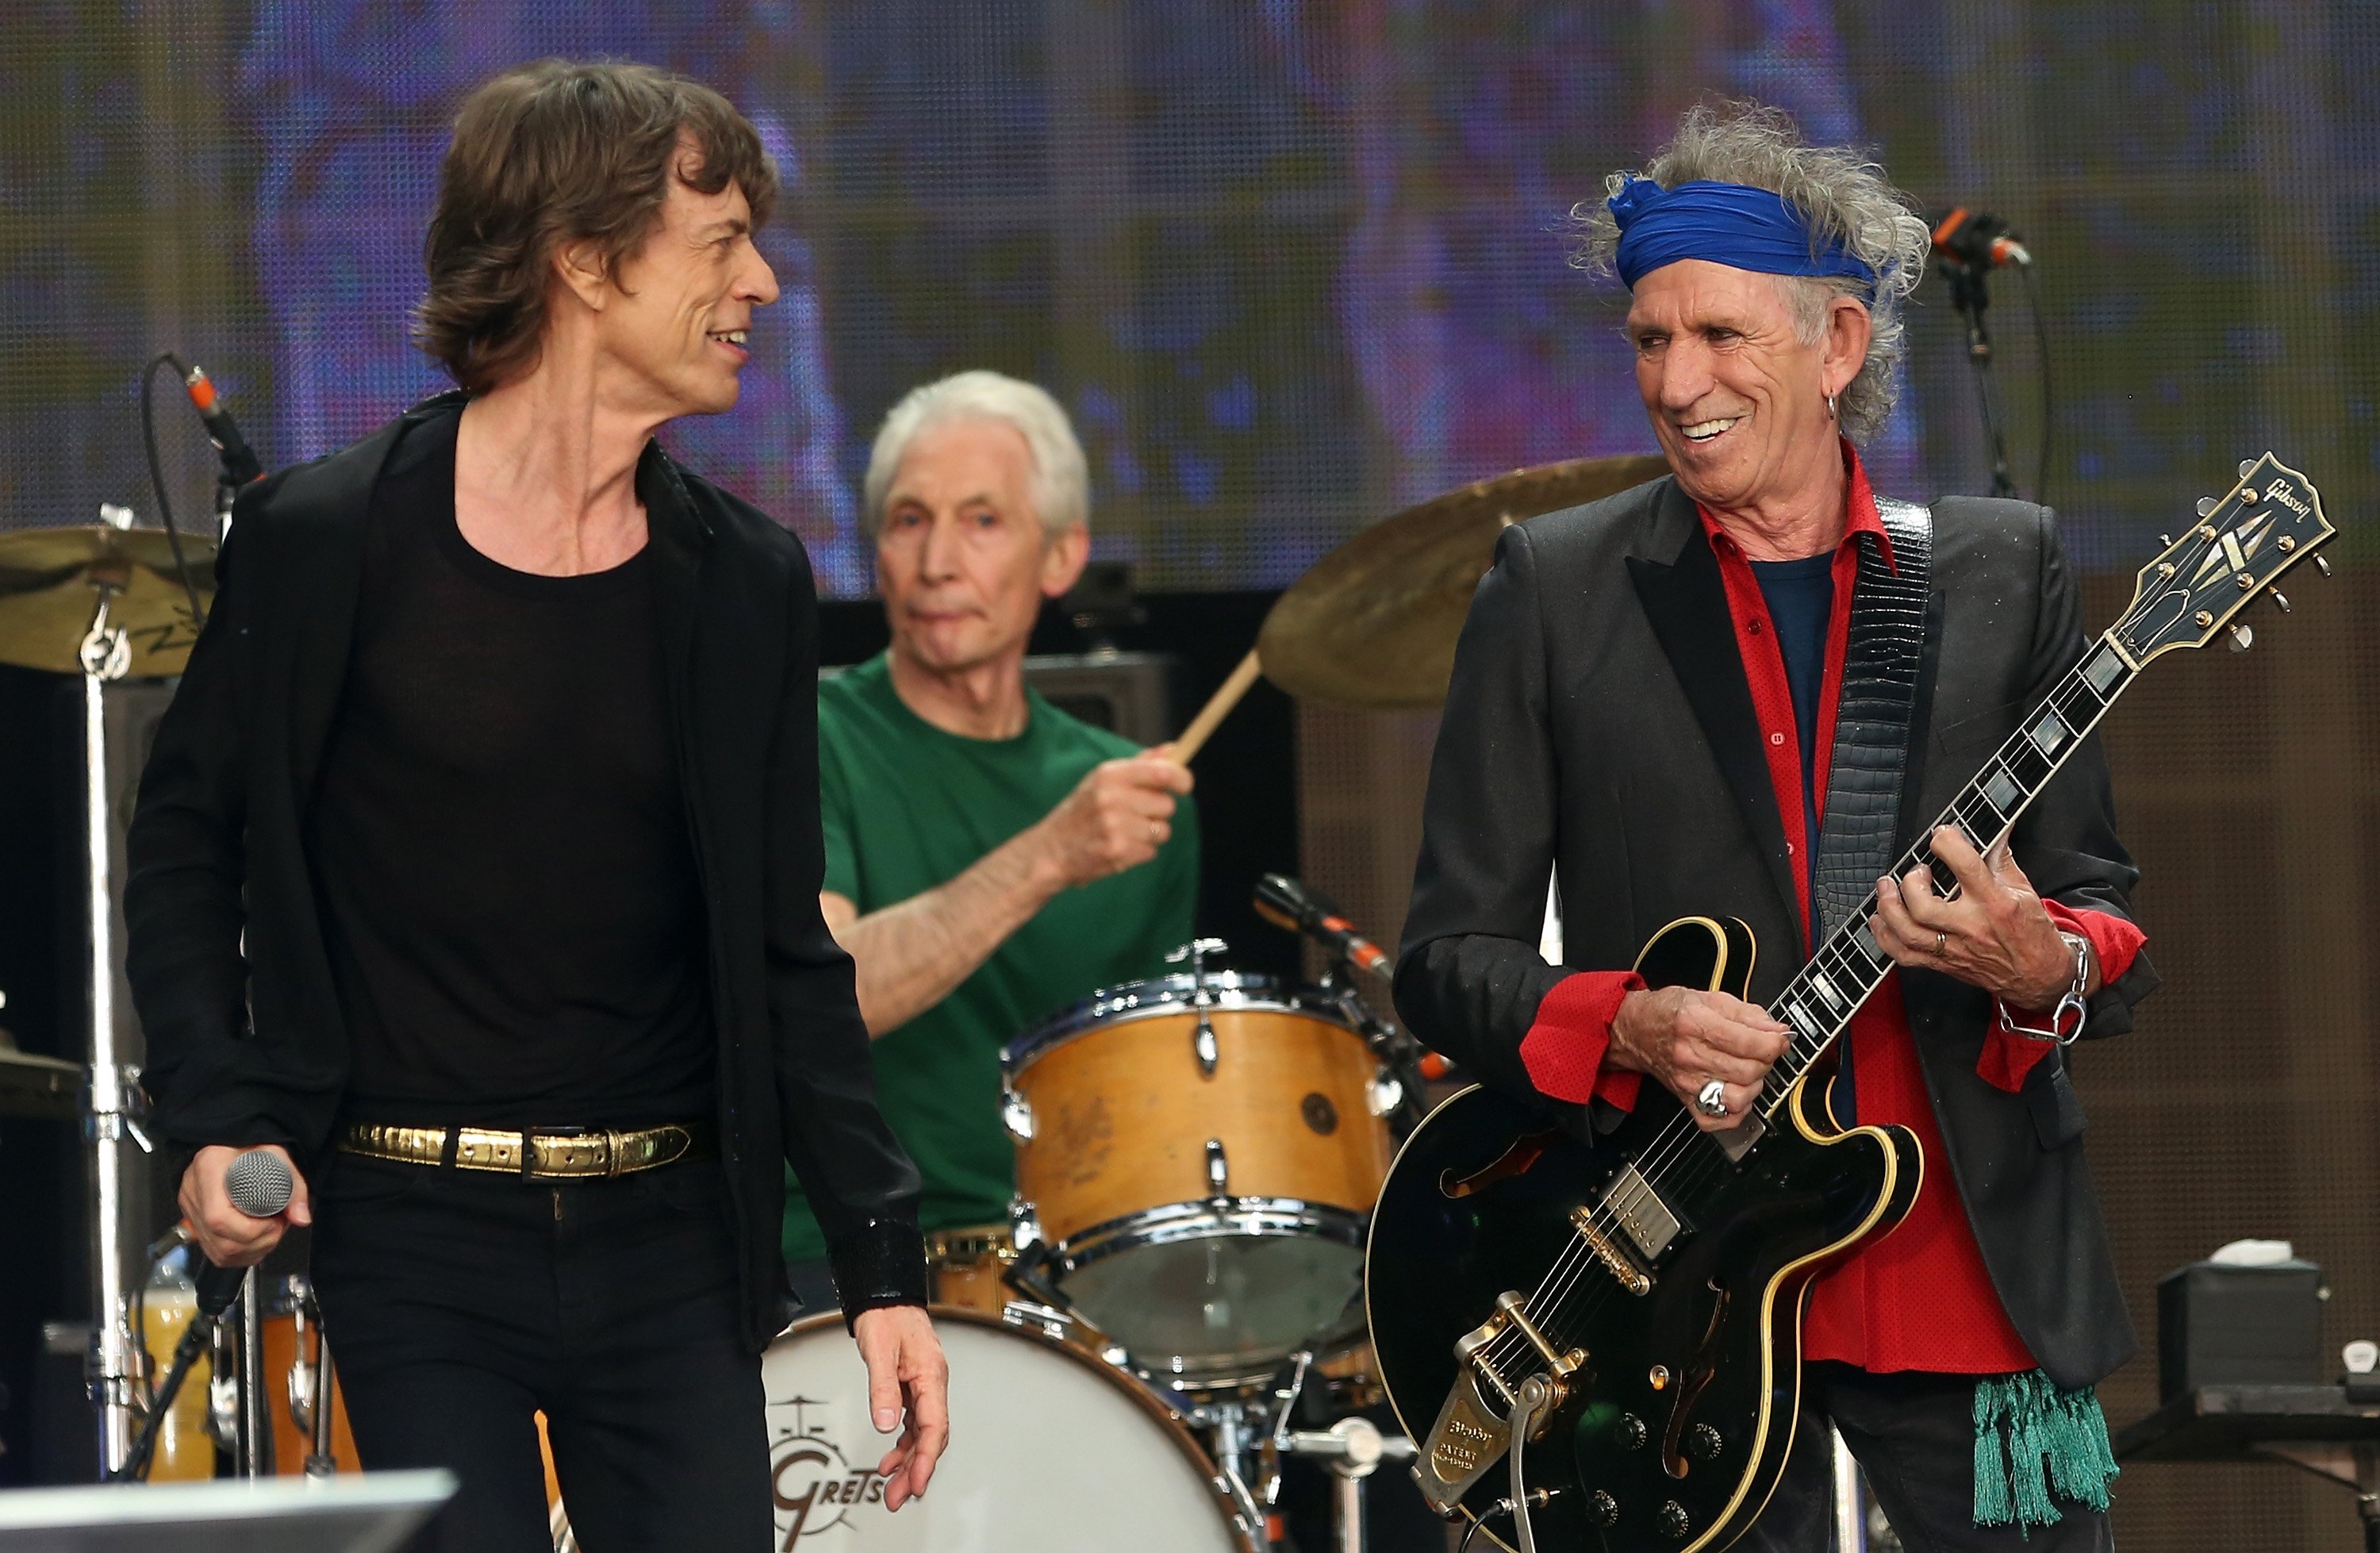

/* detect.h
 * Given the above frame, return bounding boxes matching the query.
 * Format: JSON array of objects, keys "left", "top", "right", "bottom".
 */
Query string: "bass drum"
[{"left": 552, "top": 1307, "right": 1248, "bottom": 1553}]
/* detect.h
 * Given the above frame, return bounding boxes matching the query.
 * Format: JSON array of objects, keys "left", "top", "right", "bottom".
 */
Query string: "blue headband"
[{"left": 1609, "top": 178, "right": 1877, "bottom": 294}]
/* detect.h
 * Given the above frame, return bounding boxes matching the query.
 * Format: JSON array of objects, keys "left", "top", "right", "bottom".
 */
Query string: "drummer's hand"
[
  {"left": 1607, "top": 986, "right": 1789, "bottom": 1132},
  {"left": 853, "top": 1305, "right": 948, "bottom": 1510},
  {"left": 1031, "top": 749, "right": 1194, "bottom": 888},
  {"left": 178, "top": 1144, "right": 311, "bottom": 1267}
]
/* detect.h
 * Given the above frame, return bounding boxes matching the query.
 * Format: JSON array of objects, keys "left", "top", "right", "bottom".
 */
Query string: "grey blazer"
[{"left": 1394, "top": 472, "right": 2158, "bottom": 1389}]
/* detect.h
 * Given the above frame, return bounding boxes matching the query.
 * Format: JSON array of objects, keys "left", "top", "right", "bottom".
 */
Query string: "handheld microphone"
[
  {"left": 1929, "top": 206, "right": 2031, "bottom": 270},
  {"left": 1253, "top": 874, "right": 1389, "bottom": 976},
  {"left": 187, "top": 1147, "right": 295, "bottom": 1315},
  {"left": 182, "top": 363, "right": 267, "bottom": 486}
]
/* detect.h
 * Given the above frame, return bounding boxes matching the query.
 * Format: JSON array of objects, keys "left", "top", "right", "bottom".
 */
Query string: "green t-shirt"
[{"left": 782, "top": 652, "right": 1200, "bottom": 1263}]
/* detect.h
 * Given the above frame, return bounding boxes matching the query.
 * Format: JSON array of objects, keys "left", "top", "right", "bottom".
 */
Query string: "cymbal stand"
[{"left": 74, "top": 582, "right": 152, "bottom": 1477}]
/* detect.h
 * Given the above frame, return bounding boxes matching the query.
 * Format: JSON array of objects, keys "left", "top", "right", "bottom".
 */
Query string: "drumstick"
[{"left": 1165, "top": 648, "right": 1263, "bottom": 764}]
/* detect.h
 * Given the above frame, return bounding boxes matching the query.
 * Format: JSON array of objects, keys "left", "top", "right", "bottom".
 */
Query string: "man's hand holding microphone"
[{"left": 181, "top": 1143, "right": 310, "bottom": 1267}]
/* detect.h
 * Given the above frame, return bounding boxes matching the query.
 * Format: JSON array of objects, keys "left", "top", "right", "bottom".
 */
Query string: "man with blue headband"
[{"left": 1395, "top": 102, "right": 2155, "bottom": 1549}]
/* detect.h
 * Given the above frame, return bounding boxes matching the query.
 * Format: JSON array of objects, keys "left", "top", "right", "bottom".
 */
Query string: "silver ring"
[
  {"left": 1934, "top": 930, "right": 1948, "bottom": 955},
  {"left": 1695, "top": 1078, "right": 1729, "bottom": 1117}
]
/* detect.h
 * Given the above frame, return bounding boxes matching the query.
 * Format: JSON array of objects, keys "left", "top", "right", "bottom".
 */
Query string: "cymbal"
[
  {"left": 0, "top": 525, "right": 215, "bottom": 677},
  {"left": 1257, "top": 453, "right": 1671, "bottom": 706},
  {"left": 0, "top": 1045, "right": 80, "bottom": 1121}
]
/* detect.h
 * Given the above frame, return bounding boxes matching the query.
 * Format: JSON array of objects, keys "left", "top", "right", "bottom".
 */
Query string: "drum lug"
[
  {"left": 1001, "top": 1084, "right": 1037, "bottom": 1142},
  {"left": 1168, "top": 937, "right": 1229, "bottom": 1076},
  {"left": 1008, "top": 1197, "right": 1045, "bottom": 1251},
  {"left": 1205, "top": 1138, "right": 1230, "bottom": 1199},
  {"left": 1366, "top": 1067, "right": 1404, "bottom": 1118}
]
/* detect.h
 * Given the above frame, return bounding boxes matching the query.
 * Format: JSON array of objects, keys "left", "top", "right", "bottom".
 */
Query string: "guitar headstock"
[{"left": 2109, "top": 454, "right": 2335, "bottom": 663}]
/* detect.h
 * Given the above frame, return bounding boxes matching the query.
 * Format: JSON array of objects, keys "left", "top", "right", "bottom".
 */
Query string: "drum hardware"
[
  {"left": 281, "top": 1275, "right": 341, "bottom": 1476},
  {"left": 1166, "top": 937, "right": 1230, "bottom": 1074}
]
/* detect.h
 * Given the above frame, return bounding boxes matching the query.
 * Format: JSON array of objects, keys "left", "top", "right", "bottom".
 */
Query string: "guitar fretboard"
[{"left": 1731, "top": 635, "right": 2137, "bottom": 1132}]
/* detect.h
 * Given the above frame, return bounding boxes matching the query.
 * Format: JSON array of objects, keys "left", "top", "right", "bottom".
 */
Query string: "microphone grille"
[{"left": 225, "top": 1149, "right": 295, "bottom": 1218}]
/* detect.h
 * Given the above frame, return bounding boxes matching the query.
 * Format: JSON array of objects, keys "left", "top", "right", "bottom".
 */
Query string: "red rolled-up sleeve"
[
  {"left": 1977, "top": 905, "right": 2148, "bottom": 1093},
  {"left": 1518, "top": 971, "right": 1646, "bottom": 1109}
]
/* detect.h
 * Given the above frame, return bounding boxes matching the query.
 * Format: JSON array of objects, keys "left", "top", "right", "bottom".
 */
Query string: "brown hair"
[{"left": 416, "top": 60, "right": 779, "bottom": 392}]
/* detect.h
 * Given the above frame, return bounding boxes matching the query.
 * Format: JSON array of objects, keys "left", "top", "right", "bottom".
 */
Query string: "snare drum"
[{"left": 1001, "top": 971, "right": 1393, "bottom": 1388}]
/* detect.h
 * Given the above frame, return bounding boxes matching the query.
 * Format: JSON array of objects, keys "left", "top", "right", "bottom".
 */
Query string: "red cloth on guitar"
[{"left": 1517, "top": 444, "right": 2144, "bottom": 1374}]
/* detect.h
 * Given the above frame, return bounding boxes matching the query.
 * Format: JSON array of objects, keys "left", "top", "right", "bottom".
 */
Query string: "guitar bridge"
[
  {"left": 1570, "top": 1205, "right": 1654, "bottom": 1295},
  {"left": 1413, "top": 1303, "right": 1522, "bottom": 1513}
]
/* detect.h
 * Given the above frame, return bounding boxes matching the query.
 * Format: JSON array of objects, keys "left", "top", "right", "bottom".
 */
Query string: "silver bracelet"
[{"left": 1998, "top": 931, "right": 2091, "bottom": 1045}]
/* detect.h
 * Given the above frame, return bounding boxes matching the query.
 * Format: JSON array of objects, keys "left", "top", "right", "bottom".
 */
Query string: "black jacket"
[
  {"left": 1395, "top": 474, "right": 2158, "bottom": 1390},
  {"left": 125, "top": 394, "right": 927, "bottom": 1347}
]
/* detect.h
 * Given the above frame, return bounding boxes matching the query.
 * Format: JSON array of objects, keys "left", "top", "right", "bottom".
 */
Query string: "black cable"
[
  {"left": 140, "top": 351, "right": 210, "bottom": 630},
  {"left": 2020, "top": 260, "right": 2054, "bottom": 509}
]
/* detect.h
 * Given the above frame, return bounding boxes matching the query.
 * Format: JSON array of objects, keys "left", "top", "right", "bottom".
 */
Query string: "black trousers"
[
  {"left": 1738, "top": 1363, "right": 2114, "bottom": 1553},
  {"left": 311, "top": 1152, "right": 770, "bottom": 1553}
]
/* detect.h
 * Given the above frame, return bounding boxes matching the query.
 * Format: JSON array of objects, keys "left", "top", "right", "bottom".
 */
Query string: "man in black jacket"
[
  {"left": 1395, "top": 103, "right": 2155, "bottom": 1547},
  {"left": 125, "top": 61, "right": 945, "bottom": 1550}
]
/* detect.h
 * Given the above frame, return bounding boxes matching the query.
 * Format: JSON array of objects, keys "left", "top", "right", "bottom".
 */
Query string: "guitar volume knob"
[
  {"left": 1658, "top": 1500, "right": 1691, "bottom": 1537},
  {"left": 1590, "top": 1490, "right": 1619, "bottom": 1527},
  {"left": 1616, "top": 1413, "right": 1648, "bottom": 1450},
  {"left": 1688, "top": 1422, "right": 1723, "bottom": 1460}
]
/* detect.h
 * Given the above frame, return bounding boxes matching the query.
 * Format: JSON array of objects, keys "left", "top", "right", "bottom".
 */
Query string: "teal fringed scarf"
[{"left": 1972, "top": 1370, "right": 2119, "bottom": 1532}]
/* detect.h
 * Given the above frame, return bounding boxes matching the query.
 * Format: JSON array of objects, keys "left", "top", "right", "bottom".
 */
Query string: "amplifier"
[{"left": 2156, "top": 1251, "right": 2327, "bottom": 1401}]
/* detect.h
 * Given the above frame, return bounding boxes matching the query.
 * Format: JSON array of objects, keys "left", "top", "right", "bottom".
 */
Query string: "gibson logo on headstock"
[{"left": 2263, "top": 479, "right": 2312, "bottom": 517}]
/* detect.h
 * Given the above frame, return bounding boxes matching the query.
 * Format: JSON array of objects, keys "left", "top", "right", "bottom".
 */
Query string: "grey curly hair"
[{"left": 1572, "top": 100, "right": 1932, "bottom": 444}]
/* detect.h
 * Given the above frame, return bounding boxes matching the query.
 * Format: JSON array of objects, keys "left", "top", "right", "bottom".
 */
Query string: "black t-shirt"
[
  {"left": 1750, "top": 552, "right": 1835, "bottom": 898},
  {"left": 306, "top": 409, "right": 712, "bottom": 1127}
]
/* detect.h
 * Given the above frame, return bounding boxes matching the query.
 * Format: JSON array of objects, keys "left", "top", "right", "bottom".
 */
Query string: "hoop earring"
[{"left": 1825, "top": 391, "right": 1839, "bottom": 421}]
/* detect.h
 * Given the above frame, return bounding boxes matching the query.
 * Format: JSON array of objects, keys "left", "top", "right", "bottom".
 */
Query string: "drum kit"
[
  {"left": 2, "top": 446, "right": 1671, "bottom": 1546},
  {"left": 670, "top": 452, "right": 1676, "bottom": 1553}
]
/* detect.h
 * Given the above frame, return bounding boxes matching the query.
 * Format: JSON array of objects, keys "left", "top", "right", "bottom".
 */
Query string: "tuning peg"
[
  {"left": 2228, "top": 623, "right": 2255, "bottom": 652},
  {"left": 2238, "top": 459, "right": 2256, "bottom": 479},
  {"left": 2272, "top": 590, "right": 2290, "bottom": 613},
  {"left": 2195, "top": 498, "right": 2217, "bottom": 517},
  {"left": 2315, "top": 555, "right": 2332, "bottom": 578}
]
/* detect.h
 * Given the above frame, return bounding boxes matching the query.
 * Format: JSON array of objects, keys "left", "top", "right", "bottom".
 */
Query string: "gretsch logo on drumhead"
[{"left": 767, "top": 1396, "right": 887, "bottom": 1542}]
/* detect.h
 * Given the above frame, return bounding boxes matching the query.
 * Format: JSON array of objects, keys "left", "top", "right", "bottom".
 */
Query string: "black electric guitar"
[{"left": 1365, "top": 456, "right": 2335, "bottom": 1552}]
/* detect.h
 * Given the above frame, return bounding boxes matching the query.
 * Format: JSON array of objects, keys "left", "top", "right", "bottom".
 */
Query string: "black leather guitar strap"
[
  {"left": 1809, "top": 498, "right": 1932, "bottom": 1124},
  {"left": 1811, "top": 498, "right": 1934, "bottom": 944}
]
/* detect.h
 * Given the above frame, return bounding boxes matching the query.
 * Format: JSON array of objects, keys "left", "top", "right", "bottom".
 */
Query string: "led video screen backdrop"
[{"left": 4, "top": 1, "right": 2374, "bottom": 595}]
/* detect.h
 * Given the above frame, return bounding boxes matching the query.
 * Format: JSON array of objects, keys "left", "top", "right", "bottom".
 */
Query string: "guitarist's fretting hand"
[
  {"left": 1869, "top": 826, "right": 2101, "bottom": 1010},
  {"left": 1606, "top": 986, "right": 1791, "bottom": 1131}
]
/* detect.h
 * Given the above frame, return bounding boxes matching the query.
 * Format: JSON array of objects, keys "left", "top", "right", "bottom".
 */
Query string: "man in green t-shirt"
[{"left": 783, "top": 371, "right": 1200, "bottom": 1296}]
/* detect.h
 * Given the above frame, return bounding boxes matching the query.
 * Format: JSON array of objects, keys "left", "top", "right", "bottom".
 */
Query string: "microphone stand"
[{"left": 1936, "top": 250, "right": 2020, "bottom": 499}]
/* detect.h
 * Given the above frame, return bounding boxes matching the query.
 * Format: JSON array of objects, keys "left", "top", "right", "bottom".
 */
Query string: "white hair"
[
  {"left": 1572, "top": 99, "right": 1933, "bottom": 444},
  {"left": 861, "top": 370, "right": 1090, "bottom": 539}
]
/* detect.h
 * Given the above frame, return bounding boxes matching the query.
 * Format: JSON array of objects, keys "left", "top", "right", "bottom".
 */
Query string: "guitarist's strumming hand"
[
  {"left": 1606, "top": 986, "right": 1791, "bottom": 1132},
  {"left": 1869, "top": 826, "right": 2100, "bottom": 1011}
]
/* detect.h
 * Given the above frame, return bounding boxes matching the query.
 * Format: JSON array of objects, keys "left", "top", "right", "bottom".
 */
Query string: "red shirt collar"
[{"left": 1692, "top": 438, "right": 1894, "bottom": 572}]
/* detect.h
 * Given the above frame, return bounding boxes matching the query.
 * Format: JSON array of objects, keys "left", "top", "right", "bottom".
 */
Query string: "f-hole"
[
  {"left": 1661, "top": 1277, "right": 1731, "bottom": 1478},
  {"left": 1440, "top": 1128, "right": 1560, "bottom": 1199}
]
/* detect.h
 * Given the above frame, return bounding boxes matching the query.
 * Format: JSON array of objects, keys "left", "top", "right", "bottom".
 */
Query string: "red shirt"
[{"left": 1517, "top": 446, "right": 2144, "bottom": 1374}]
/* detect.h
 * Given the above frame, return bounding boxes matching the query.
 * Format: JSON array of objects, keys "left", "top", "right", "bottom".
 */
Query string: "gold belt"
[{"left": 338, "top": 1121, "right": 712, "bottom": 1179}]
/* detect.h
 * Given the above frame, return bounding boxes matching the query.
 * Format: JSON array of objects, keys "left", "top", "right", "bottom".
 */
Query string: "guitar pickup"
[
  {"left": 1413, "top": 1303, "right": 1520, "bottom": 1513},
  {"left": 1601, "top": 1163, "right": 1682, "bottom": 1259}
]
